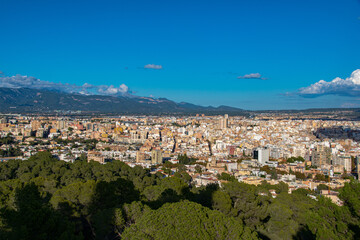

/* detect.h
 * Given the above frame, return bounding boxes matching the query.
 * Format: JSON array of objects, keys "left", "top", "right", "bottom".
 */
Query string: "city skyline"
[{"left": 1, "top": 0, "right": 360, "bottom": 110}]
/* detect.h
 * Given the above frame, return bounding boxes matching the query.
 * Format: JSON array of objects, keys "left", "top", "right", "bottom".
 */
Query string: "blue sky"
[{"left": 0, "top": 0, "right": 360, "bottom": 110}]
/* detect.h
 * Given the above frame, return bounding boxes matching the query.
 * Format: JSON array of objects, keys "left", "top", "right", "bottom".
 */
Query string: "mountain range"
[{"left": 0, "top": 87, "right": 246, "bottom": 115}]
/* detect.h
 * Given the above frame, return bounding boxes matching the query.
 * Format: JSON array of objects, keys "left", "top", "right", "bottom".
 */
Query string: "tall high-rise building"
[
  {"left": 219, "top": 114, "right": 228, "bottom": 129},
  {"left": 31, "top": 120, "right": 41, "bottom": 131},
  {"left": 56, "top": 120, "right": 66, "bottom": 130},
  {"left": 311, "top": 145, "right": 331, "bottom": 167},
  {"left": 151, "top": 150, "right": 163, "bottom": 165},
  {"left": 333, "top": 156, "right": 352, "bottom": 173},
  {"left": 253, "top": 147, "right": 270, "bottom": 165}
]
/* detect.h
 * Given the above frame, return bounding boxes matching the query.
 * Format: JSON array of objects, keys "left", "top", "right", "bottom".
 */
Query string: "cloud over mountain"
[
  {"left": 0, "top": 74, "right": 132, "bottom": 96},
  {"left": 97, "top": 84, "right": 129, "bottom": 95},
  {"left": 298, "top": 69, "right": 360, "bottom": 97},
  {"left": 237, "top": 73, "right": 267, "bottom": 80}
]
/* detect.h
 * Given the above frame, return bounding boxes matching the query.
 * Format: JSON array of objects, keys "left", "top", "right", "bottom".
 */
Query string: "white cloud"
[
  {"left": 97, "top": 84, "right": 129, "bottom": 95},
  {"left": 237, "top": 73, "right": 267, "bottom": 80},
  {"left": 144, "top": 64, "right": 163, "bottom": 70},
  {"left": 298, "top": 69, "right": 360, "bottom": 97},
  {"left": 82, "top": 83, "right": 94, "bottom": 88},
  {"left": 119, "top": 83, "right": 129, "bottom": 93},
  {"left": 0, "top": 74, "right": 131, "bottom": 96},
  {"left": 0, "top": 74, "right": 77, "bottom": 92}
]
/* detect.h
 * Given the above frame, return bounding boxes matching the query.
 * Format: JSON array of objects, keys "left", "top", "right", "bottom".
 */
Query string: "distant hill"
[{"left": 0, "top": 87, "right": 246, "bottom": 115}]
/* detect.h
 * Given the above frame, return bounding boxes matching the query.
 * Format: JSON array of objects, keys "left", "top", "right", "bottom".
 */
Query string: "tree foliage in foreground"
[
  {"left": 0, "top": 151, "right": 359, "bottom": 239},
  {"left": 122, "top": 201, "right": 258, "bottom": 240}
]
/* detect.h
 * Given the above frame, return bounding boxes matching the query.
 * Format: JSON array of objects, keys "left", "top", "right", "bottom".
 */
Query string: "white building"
[{"left": 254, "top": 147, "right": 270, "bottom": 165}]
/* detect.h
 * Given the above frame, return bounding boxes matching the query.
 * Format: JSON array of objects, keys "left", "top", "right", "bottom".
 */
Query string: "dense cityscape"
[{"left": 1, "top": 112, "right": 360, "bottom": 239}]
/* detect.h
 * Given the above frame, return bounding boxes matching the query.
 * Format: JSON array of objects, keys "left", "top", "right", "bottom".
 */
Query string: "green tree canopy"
[{"left": 122, "top": 200, "right": 258, "bottom": 240}]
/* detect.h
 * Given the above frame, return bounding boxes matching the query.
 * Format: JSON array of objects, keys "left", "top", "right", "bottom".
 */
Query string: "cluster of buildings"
[{"left": 1, "top": 113, "right": 359, "bottom": 204}]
